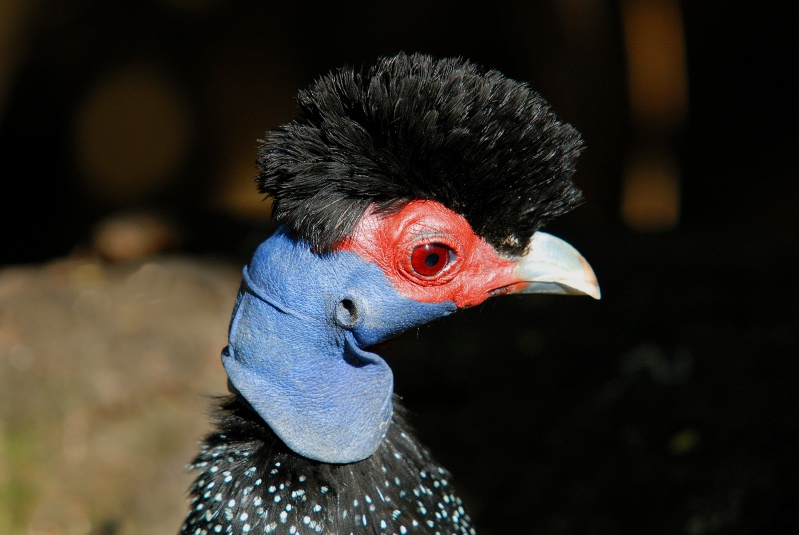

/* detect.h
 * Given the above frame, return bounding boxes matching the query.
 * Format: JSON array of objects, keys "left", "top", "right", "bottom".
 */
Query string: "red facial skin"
[{"left": 338, "top": 200, "right": 525, "bottom": 308}]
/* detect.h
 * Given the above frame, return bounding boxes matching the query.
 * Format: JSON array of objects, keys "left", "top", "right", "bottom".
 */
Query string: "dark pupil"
[{"left": 425, "top": 253, "right": 440, "bottom": 267}]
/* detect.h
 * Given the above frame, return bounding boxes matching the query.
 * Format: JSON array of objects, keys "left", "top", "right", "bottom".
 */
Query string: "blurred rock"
[
  {"left": 92, "top": 212, "right": 180, "bottom": 263},
  {"left": 0, "top": 255, "right": 239, "bottom": 534}
]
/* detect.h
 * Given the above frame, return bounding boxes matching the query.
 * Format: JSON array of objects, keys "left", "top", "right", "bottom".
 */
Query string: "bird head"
[{"left": 222, "top": 53, "right": 600, "bottom": 464}]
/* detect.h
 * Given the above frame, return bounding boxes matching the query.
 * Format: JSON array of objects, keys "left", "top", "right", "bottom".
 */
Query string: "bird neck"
[
  {"left": 221, "top": 228, "right": 396, "bottom": 463},
  {"left": 220, "top": 227, "right": 455, "bottom": 464}
]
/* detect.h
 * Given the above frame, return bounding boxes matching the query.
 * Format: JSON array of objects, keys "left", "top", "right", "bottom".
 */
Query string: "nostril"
[{"left": 335, "top": 298, "right": 359, "bottom": 329}]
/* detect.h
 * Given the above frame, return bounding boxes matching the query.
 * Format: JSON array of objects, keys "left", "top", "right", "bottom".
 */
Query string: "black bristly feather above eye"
[{"left": 256, "top": 52, "right": 584, "bottom": 256}]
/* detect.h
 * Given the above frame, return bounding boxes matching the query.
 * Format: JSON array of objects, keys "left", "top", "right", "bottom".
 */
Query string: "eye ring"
[{"left": 410, "top": 242, "right": 457, "bottom": 278}]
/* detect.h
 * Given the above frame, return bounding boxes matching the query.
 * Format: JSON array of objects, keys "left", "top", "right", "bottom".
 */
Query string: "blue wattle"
[{"left": 222, "top": 227, "right": 457, "bottom": 463}]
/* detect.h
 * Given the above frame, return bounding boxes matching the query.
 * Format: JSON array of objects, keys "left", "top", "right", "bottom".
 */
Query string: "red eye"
[{"left": 410, "top": 243, "right": 455, "bottom": 277}]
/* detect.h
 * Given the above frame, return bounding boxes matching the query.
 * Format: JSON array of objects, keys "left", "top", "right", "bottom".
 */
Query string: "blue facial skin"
[{"left": 222, "top": 227, "right": 457, "bottom": 464}]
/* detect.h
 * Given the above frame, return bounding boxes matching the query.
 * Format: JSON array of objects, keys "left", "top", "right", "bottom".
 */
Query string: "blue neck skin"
[{"left": 222, "top": 227, "right": 457, "bottom": 464}]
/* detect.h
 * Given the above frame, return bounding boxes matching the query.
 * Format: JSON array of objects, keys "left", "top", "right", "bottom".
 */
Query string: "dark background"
[{"left": 1, "top": 1, "right": 797, "bottom": 533}]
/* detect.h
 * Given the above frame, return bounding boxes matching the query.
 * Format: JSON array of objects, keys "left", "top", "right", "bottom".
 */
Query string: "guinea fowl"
[{"left": 180, "top": 52, "right": 600, "bottom": 534}]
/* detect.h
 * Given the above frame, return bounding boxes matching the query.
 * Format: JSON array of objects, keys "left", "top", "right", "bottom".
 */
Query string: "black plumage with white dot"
[{"left": 180, "top": 396, "right": 476, "bottom": 535}]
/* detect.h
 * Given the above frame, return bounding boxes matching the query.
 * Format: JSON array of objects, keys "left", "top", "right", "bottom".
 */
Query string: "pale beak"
[{"left": 512, "top": 232, "right": 601, "bottom": 299}]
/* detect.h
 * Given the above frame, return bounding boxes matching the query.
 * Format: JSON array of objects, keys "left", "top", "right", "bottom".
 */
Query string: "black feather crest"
[{"left": 257, "top": 52, "right": 584, "bottom": 256}]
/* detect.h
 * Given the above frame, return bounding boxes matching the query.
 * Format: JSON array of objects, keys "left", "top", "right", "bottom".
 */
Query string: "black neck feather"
[{"left": 180, "top": 395, "right": 476, "bottom": 534}]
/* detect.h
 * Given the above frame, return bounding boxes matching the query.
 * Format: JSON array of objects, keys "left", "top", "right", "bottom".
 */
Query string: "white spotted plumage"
[{"left": 180, "top": 399, "right": 476, "bottom": 534}]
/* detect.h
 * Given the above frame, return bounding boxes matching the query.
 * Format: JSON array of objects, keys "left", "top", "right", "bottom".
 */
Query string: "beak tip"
[
  {"left": 578, "top": 256, "right": 602, "bottom": 300},
  {"left": 567, "top": 278, "right": 601, "bottom": 300},
  {"left": 588, "top": 284, "right": 602, "bottom": 300}
]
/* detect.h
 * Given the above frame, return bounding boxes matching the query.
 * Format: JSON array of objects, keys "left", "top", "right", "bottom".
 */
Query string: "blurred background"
[{"left": 0, "top": 1, "right": 796, "bottom": 533}]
